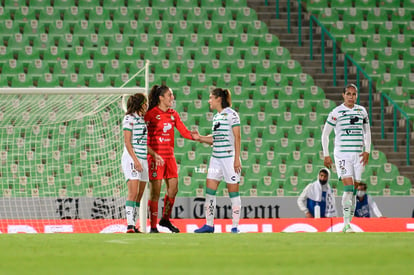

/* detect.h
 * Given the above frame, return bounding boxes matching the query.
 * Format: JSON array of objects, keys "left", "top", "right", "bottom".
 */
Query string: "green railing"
[
  {"left": 380, "top": 93, "right": 411, "bottom": 166},
  {"left": 309, "top": 15, "right": 337, "bottom": 86}
]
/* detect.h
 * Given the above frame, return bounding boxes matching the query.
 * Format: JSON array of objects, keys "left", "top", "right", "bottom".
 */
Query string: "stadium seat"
[
  {"left": 303, "top": 85, "right": 325, "bottom": 103},
  {"left": 390, "top": 176, "right": 412, "bottom": 195},
  {"left": 186, "top": 7, "right": 209, "bottom": 23},
  {"left": 317, "top": 8, "right": 339, "bottom": 28},
  {"left": 329, "top": 21, "right": 351, "bottom": 43},
  {"left": 340, "top": 34, "right": 363, "bottom": 55},
  {"left": 305, "top": 0, "right": 328, "bottom": 15},
  {"left": 363, "top": 60, "right": 387, "bottom": 83},
  {"left": 246, "top": 20, "right": 268, "bottom": 39},
  {"left": 280, "top": 59, "right": 303, "bottom": 79},
  {"left": 341, "top": 7, "right": 365, "bottom": 27}
]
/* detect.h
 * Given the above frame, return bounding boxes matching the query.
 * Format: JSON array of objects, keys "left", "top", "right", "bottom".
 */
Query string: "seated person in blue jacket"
[
  {"left": 354, "top": 182, "right": 384, "bottom": 218},
  {"left": 297, "top": 168, "right": 337, "bottom": 218}
]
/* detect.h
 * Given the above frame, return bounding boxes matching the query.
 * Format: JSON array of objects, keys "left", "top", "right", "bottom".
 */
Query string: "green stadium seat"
[
  {"left": 340, "top": 34, "right": 363, "bottom": 55},
  {"left": 72, "top": 20, "right": 96, "bottom": 39},
  {"left": 88, "top": 73, "right": 112, "bottom": 87},
  {"left": 22, "top": 20, "right": 43, "bottom": 40},
  {"left": 367, "top": 8, "right": 391, "bottom": 29},
  {"left": 112, "top": 6, "right": 137, "bottom": 24},
  {"left": 304, "top": 0, "right": 328, "bottom": 15},
  {"left": 244, "top": 46, "right": 267, "bottom": 64},
  {"left": 254, "top": 59, "right": 278, "bottom": 79},
  {"left": 315, "top": 98, "right": 336, "bottom": 117},
  {"left": 329, "top": 21, "right": 351, "bottom": 43},
  {"left": 147, "top": 20, "right": 170, "bottom": 39},
  {"left": 375, "top": 73, "right": 398, "bottom": 94},
  {"left": 280, "top": 59, "right": 302, "bottom": 80},
  {"left": 221, "top": 20, "right": 244, "bottom": 38},
  {"left": 390, "top": 176, "right": 412, "bottom": 195},
  {"left": 379, "top": 0, "right": 400, "bottom": 12},
  {"left": 12, "top": 6, "right": 37, "bottom": 23},
  {"left": 378, "top": 21, "right": 401, "bottom": 40},
  {"left": 197, "top": 20, "right": 220, "bottom": 39},
  {"left": 11, "top": 74, "right": 35, "bottom": 87},
  {"left": 292, "top": 73, "right": 315, "bottom": 91},
  {"left": 352, "top": 47, "right": 375, "bottom": 69},
  {"left": 258, "top": 33, "right": 280, "bottom": 51},
  {"left": 246, "top": 20, "right": 269, "bottom": 39},
  {"left": 97, "top": 21, "right": 121, "bottom": 40},
  {"left": 88, "top": 6, "right": 111, "bottom": 24},
  {"left": 2, "top": 59, "right": 25, "bottom": 77},
  {"left": 37, "top": 73, "right": 61, "bottom": 87},
  {"left": 211, "top": 7, "right": 233, "bottom": 22},
  {"left": 232, "top": 33, "right": 257, "bottom": 50},
  {"left": 27, "top": 59, "right": 49, "bottom": 76},
  {"left": 317, "top": 8, "right": 339, "bottom": 28},
  {"left": 391, "top": 8, "right": 412, "bottom": 27},
  {"left": 102, "top": 0, "right": 125, "bottom": 10},
  {"left": 62, "top": 6, "right": 87, "bottom": 23},
  {"left": 186, "top": 7, "right": 209, "bottom": 23},
  {"left": 353, "top": 0, "right": 376, "bottom": 11},
  {"left": 363, "top": 60, "right": 387, "bottom": 82},
  {"left": 390, "top": 34, "right": 412, "bottom": 52},
  {"left": 303, "top": 85, "right": 325, "bottom": 103},
  {"left": 341, "top": 7, "right": 365, "bottom": 27},
  {"left": 93, "top": 46, "right": 116, "bottom": 65},
  {"left": 208, "top": 33, "right": 231, "bottom": 50},
  {"left": 7, "top": 33, "right": 30, "bottom": 51},
  {"left": 389, "top": 60, "right": 411, "bottom": 78},
  {"left": 137, "top": 7, "right": 160, "bottom": 21},
  {"left": 172, "top": 20, "right": 195, "bottom": 39}
]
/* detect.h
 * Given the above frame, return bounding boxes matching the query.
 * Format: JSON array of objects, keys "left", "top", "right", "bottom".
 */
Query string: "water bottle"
[{"left": 314, "top": 205, "right": 321, "bottom": 219}]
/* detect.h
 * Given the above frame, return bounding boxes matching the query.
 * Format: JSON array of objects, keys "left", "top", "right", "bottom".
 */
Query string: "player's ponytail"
[
  {"left": 148, "top": 85, "right": 170, "bottom": 111},
  {"left": 211, "top": 88, "right": 232, "bottom": 109},
  {"left": 126, "top": 93, "right": 147, "bottom": 115}
]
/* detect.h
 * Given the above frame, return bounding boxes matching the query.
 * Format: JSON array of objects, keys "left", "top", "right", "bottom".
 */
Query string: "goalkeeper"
[{"left": 145, "top": 85, "right": 195, "bottom": 233}]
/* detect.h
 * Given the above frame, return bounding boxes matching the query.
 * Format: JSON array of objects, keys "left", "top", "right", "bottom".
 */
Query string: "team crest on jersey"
[
  {"left": 171, "top": 115, "right": 175, "bottom": 121},
  {"left": 152, "top": 172, "right": 157, "bottom": 177}
]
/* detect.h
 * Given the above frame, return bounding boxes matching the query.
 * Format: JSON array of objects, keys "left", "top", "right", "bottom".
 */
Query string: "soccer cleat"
[
  {"left": 126, "top": 225, "right": 135, "bottom": 233},
  {"left": 342, "top": 224, "right": 355, "bottom": 233},
  {"left": 231, "top": 227, "right": 240, "bottom": 234},
  {"left": 194, "top": 224, "right": 215, "bottom": 233},
  {"left": 134, "top": 227, "right": 141, "bottom": 233},
  {"left": 159, "top": 218, "right": 180, "bottom": 233},
  {"left": 150, "top": 227, "right": 159, "bottom": 233}
]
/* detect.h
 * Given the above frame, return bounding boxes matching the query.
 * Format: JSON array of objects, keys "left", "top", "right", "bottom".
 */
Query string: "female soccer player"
[
  {"left": 321, "top": 83, "right": 371, "bottom": 233},
  {"left": 122, "top": 93, "right": 162, "bottom": 233},
  {"left": 145, "top": 85, "right": 194, "bottom": 233},
  {"left": 193, "top": 88, "right": 242, "bottom": 233}
]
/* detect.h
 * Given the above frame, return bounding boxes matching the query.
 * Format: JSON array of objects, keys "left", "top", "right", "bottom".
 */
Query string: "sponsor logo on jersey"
[
  {"left": 163, "top": 123, "right": 172, "bottom": 133},
  {"left": 156, "top": 115, "right": 161, "bottom": 120},
  {"left": 171, "top": 115, "right": 175, "bottom": 121}
]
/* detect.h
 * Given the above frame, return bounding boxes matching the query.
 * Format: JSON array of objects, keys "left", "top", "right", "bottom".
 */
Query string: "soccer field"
[{"left": 1, "top": 233, "right": 413, "bottom": 275}]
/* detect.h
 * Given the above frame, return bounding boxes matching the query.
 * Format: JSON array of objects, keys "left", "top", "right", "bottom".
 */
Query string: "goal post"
[{"left": 0, "top": 63, "right": 151, "bottom": 233}]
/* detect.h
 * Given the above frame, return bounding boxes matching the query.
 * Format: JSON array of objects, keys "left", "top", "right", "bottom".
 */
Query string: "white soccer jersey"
[
  {"left": 122, "top": 113, "right": 147, "bottom": 160},
  {"left": 325, "top": 103, "right": 369, "bottom": 154},
  {"left": 211, "top": 107, "right": 240, "bottom": 158}
]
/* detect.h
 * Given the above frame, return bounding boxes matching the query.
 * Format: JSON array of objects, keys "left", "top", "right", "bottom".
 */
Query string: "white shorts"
[
  {"left": 121, "top": 152, "right": 149, "bottom": 182},
  {"left": 207, "top": 156, "right": 240, "bottom": 184},
  {"left": 334, "top": 151, "right": 365, "bottom": 182}
]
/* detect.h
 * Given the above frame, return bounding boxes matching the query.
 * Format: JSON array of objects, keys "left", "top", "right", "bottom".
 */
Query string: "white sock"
[
  {"left": 342, "top": 192, "right": 353, "bottom": 226},
  {"left": 205, "top": 193, "right": 216, "bottom": 226},
  {"left": 231, "top": 196, "right": 241, "bottom": 229},
  {"left": 126, "top": 205, "right": 135, "bottom": 226}
]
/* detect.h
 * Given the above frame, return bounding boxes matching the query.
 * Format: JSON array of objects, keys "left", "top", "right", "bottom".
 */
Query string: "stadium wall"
[{"left": 0, "top": 196, "right": 412, "bottom": 219}]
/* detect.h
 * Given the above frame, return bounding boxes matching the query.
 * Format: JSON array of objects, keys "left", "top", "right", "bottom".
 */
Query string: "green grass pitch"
[{"left": 1, "top": 233, "right": 413, "bottom": 275}]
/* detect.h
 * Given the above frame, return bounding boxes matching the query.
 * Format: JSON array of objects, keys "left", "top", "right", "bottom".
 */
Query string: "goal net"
[{"left": 0, "top": 68, "right": 150, "bottom": 233}]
